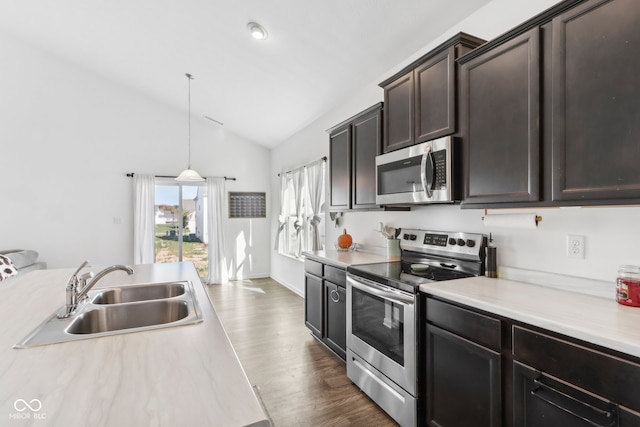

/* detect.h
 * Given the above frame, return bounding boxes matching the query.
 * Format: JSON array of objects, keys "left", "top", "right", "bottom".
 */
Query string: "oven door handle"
[
  {"left": 420, "top": 144, "right": 433, "bottom": 199},
  {"left": 347, "top": 275, "right": 415, "bottom": 305}
]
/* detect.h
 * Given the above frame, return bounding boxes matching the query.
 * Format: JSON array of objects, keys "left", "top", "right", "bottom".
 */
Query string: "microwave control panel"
[{"left": 432, "top": 150, "right": 447, "bottom": 188}]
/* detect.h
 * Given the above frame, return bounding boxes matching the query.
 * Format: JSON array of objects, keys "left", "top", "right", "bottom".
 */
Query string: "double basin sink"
[{"left": 15, "top": 281, "right": 203, "bottom": 348}]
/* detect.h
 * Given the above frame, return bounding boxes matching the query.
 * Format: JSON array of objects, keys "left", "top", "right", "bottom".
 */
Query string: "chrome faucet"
[{"left": 58, "top": 261, "right": 134, "bottom": 318}]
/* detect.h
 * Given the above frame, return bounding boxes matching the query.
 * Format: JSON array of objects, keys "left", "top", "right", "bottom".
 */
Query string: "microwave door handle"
[{"left": 420, "top": 146, "right": 433, "bottom": 198}]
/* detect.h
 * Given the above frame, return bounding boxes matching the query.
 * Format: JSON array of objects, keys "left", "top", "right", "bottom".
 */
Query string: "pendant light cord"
[{"left": 186, "top": 73, "right": 194, "bottom": 169}]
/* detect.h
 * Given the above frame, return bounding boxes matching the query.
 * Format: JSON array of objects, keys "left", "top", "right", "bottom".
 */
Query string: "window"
[
  {"left": 154, "top": 179, "right": 209, "bottom": 277},
  {"left": 276, "top": 160, "right": 326, "bottom": 258}
]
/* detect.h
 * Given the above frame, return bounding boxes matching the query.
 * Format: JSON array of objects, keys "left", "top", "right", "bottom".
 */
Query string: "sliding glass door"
[{"left": 154, "top": 179, "right": 208, "bottom": 277}]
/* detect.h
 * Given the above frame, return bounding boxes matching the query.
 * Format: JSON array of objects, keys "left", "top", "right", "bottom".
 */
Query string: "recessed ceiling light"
[{"left": 247, "top": 22, "right": 268, "bottom": 40}]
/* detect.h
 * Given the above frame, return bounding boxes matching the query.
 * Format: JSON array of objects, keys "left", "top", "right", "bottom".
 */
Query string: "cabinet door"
[
  {"left": 513, "top": 362, "right": 619, "bottom": 427},
  {"left": 551, "top": 0, "right": 640, "bottom": 202},
  {"left": 304, "top": 273, "right": 323, "bottom": 338},
  {"left": 461, "top": 28, "right": 540, "bottom": 205},
  {"left": 383, "top": 71, "right": 414, "bottom": 153},
  {"left": 425, "top": 324, "right": 501, "bottom": 427},
  {"left": 351, "top": 106, "right": 382, "bottom": 209},
  {"left": 415, "top": 46, "right": 456, "bottom": 143},
  {"left": 324, "top": 281, "right": 346, "bottom": 359},
  {"left": 329, "top": 125, "right": 351, "bottom": 210}
]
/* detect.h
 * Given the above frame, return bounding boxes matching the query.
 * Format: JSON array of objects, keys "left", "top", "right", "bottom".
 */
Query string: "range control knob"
[
  {"left": 466, "top": 239, "right": 476, "bottom": 248},
  {"left": 403, "top": 234, "right": 410, "bottom": 240},
  {"left": 457, "top": 238, "right": 466, "bottom": 246},
  {"left": 410, "top": 234, "right": 417, "bottom": 241},
  {"left": 448, "top": 238, "right": 457, "bottom": 246}
]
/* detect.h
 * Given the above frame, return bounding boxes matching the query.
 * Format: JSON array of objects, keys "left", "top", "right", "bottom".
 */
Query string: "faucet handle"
[
  {"left": 72, "top": 260, "right": 90, "bottom": 276},
  {"left": 67, "top": 260, "right": 89, "bottom": 285}
]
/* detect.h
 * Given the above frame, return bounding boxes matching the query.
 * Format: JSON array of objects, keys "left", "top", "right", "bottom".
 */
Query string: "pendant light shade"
[
  {"left": 176, "top": 73, "right": 204, "bottom": 182},
  {"left": 176, "top": 168, "right": 204, "bottom": 181}
]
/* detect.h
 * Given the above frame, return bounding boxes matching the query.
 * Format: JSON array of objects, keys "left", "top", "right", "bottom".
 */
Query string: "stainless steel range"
[{"left": 346, "top": 228, "right": 487, "bottom": 427}]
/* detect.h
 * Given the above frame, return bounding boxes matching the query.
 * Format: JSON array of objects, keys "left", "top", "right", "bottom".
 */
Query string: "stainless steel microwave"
[{"left": 376, "top": 136, "right": 454, "bottom": 205}]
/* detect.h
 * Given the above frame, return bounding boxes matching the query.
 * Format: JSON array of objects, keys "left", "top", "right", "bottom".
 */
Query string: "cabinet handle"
[
  {"left": 531, "top": 378, "right": 617, "bottom": 427},
  {"left": 330, "top": 289, "right": 340, "bottom": 303}
]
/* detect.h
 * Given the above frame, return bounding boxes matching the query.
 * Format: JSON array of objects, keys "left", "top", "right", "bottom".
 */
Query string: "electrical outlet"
[{"left": 566, "top": 235, "right": 585, "bottom": 259}]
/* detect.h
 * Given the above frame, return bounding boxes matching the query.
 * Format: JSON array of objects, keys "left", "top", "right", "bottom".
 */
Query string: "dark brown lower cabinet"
[
  {"left": 513, "top": 361, "right": 640, "bottom": 427},
  {"left": 425, "top": 324, "right": 501, "bottom": 427},
  {"left": 423, "top": 296, "right": 640, "bottom": 427},
  {"left": 304, "top": 258, "right": 347, "bottom": 360}
]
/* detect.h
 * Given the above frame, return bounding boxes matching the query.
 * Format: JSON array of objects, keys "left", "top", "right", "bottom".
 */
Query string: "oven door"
[{"left": 346, "top": 274, "right": 416, "bottom": 395}]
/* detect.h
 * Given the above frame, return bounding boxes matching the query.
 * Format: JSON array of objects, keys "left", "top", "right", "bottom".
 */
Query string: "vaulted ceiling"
[{"left": 0, "top": 0, "right": 491, "bottom": 147}]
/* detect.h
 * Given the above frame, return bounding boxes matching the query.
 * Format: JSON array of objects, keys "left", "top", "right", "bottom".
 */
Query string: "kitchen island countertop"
[
  {"left": 0, "top": 262, "right": 269, "bottom": 426},
  {"left": 420, "top": 276, "right": 640, "bottom": 360}
]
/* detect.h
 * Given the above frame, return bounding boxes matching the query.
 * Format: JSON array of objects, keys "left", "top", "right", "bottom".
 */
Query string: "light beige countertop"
[
  {"left": 303, "top": 250, "right": 397, "bottom": 268},
  {"left": 0, "top": 262, "right": 269, "bottom": 427},
  {"left": 420, "top": 276, "right": 640, "bottom": 359}
]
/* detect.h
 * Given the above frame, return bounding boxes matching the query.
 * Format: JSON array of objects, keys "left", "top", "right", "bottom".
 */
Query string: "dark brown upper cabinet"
[
  {"left": 328, "top": 103, "right": 382, "bottom": 211},
  {"left": 379, "top": 33, "right": 485, "bottom": 154},
  {"left": 551, "top": 0, "right": 640, "bottom": 202},
  {"left": 460, "top": 28, "right": 541, "bottom": 205},
  {"left": 459, "top": 0, "right": 640, "bottom": 208},
  {"left": 328, "top": 125, "right": 351, "bottom": 211},
  {"left": 351, "top": 106, "right": 382, "bottom": 209},
  {"left": 415, "top": 47, "right": 456, "bottom": 143},
  {"left": 382, "top": 72, "right": 414, "bottom": 153}
]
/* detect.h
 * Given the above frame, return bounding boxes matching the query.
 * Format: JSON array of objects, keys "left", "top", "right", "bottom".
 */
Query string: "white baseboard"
[
  {"left": 228, "top": 271, "right": 271, "bottom": 281},
  {"left": 270, "top": 273, "right": 304, "bottom": 298}
]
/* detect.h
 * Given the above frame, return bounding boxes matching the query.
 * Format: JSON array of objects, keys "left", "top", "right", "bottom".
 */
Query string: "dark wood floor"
[{"left": 205, "top": 277, "right": 398, "bottom": 427}]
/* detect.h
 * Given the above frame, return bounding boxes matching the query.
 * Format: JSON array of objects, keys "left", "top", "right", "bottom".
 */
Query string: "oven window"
[
  {"left": 377, "top": 155, "right": 423, "bottom": 195},
  {"left": 352, "top": 287, "right": 404, "bottom": 365}
]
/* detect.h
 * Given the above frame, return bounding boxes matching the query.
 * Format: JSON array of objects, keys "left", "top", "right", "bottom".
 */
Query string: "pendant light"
[{"left": 176, "top": 73, "right": 204, "bottom": 182}]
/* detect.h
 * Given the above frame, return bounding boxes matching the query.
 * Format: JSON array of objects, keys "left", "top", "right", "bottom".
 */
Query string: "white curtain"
[
  {"left": 133, "top": 174, "right": 155, "bottom": 264},
  {"left": 274, "top": 173, "right": 288, "bottom": 251},
  {"left": 291, "top": 169, "right": 305, "bottom": 257},
  {"left": 205, "top": 177, "right": 228, "bottom": 285},
  {"left": 305, "top": 160, "right": 324, "bottom": 251}
]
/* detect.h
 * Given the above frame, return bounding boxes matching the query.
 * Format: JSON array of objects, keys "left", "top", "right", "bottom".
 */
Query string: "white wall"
[
  {"left": 271, "top": 0, "right": 640, "bottom": 295},
  {"left": 0, "top": 31, "right": 271, "bottom": 279}
]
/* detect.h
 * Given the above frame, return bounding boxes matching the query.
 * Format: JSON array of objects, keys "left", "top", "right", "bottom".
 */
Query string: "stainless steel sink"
[
  {"left": 92, "top": 282, "right": 186, "bottom": 304},
  {"left": 15, "top": 281, "right": 203, "bottom": 348},
  {"left": 67, "top": 300, "right": 190, "bottom": 334}
]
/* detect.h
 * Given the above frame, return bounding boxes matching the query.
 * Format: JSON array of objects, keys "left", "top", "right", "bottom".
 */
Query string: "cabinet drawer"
[
  {"left": 426, "top": 298, "right": 501, "bottom": 351},
  {"left": 620, "top": 406, "right": 640, "bottom": 427},
  {"left": 304, "top": 259, "right": 323, "bottom": 277},
  {"left": 324, "top": 265, "right": 346, "bottom": 287},
  {"left": 513, "top": 361, "right": 618, "bottom": 427},
  {"left": 513, "top": 326, "right": 640, "bottom": 412}
]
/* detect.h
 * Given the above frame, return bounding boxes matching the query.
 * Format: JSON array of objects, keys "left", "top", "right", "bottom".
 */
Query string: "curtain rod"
[
  {"left": 126, "top": 173, "right": 236, "bottom": 181},
  {"left": 277, "top": 156, "right": 327, "bottom": 177}
]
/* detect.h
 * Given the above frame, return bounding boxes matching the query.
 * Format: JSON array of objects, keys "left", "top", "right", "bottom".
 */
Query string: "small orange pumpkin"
[{"left": 337, "top": 229, "right": 353, "bottom": 249}]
